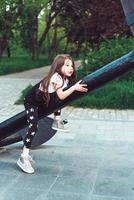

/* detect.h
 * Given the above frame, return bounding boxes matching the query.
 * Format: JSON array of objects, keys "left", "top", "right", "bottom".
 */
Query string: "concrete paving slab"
[
  {"left": 94, "top": 168, "right": 134, "bottom": 197},
  {"left": 45, "top": 191, "right": 90, "bottom": 200},
  {"left": 50, "top": 175, "right": 93, "bottom": 194},
  {"left": 91, "top": 195, "right": 124, "bottom": 200},
  {"left": 2, "top": 187, "right": 47, "bottom": 200}
]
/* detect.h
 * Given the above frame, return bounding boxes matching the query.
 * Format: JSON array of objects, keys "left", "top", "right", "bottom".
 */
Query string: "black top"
[{"left": 24, "top": 81, "right": 62, "bottom": 108}]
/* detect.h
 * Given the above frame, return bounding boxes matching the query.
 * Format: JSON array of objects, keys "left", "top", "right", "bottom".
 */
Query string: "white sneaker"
[
  {"left": 52, "top": 119, "right": 70, "bottom": 132},
  {"left": 17, "top": 155, "right": 34, "bottom": 174}
]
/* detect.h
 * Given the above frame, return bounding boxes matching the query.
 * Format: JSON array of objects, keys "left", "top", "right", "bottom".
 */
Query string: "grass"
[
  {"left": 0, "top": 55, "right": 50, "bottom": 75},
  {"left": 71, "top": 80, "right": 134, "bottom": 109}
]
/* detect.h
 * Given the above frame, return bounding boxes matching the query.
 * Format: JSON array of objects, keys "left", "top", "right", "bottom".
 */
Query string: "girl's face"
[{"left": 61, "top": 59, "right": 74, "bottom": 77}]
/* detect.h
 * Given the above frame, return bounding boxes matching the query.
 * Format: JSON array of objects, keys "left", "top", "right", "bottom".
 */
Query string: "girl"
[{"left": 17, "top": 54, "right": 88, "bottom": 174}]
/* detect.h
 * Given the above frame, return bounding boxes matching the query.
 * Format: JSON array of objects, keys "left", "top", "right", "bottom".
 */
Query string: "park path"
[
  {"left": 0, "top": 60, "right": 81, "bottom": 79},
  {"left": 0, "top": 60, "right": 81, "bottom": 122}
]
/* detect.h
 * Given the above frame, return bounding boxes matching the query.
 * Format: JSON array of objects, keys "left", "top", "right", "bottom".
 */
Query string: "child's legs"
[
  {"left": 24, "top": 104, "right": 38, "bottom": 149},
  {"left": 54, "top": 109, "right": 61, "bottom": 120}
]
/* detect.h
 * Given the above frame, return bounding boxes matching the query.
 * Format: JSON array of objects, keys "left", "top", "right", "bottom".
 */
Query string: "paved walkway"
[{"left": 0, "top": 64, "right": 134, "bottom": 200}]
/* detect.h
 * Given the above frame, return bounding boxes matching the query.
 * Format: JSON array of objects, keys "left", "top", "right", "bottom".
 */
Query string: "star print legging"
[{"left": 23, "top": 103, "right": 61, "bottom": 148}]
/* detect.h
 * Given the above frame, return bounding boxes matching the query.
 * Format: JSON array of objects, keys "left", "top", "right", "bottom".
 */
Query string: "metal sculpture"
[{"left": 120, "top": 0, "right": 134, "bottom": 35}]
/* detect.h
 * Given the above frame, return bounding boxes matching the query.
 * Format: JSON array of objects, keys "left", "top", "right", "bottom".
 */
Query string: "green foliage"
[
  {"left": 0, "top": 55, "right": 50, "bottom": 75},
  {"left": 77, "top": 36, "right": 134, "bottom": 79},
  {"left": 0, "top": 0, "right": 19, "bottom": 36},
  {"left": 15, "top": 84, "right": 32, "bottom": 105},
  {"left": 24, "top": 0, "right": 49, "bottom": 8}
]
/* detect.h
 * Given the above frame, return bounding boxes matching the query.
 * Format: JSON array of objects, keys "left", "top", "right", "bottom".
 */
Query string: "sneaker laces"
[
  {"left": 21, "top": 154, "right": 35, "bottom": 164},
  {"left": 27, "top": 155, "right": 35, "bottom": 164}
]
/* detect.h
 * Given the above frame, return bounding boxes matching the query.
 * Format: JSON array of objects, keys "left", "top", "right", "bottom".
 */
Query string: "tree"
[
  {"left": 19, "top": 0, "right": 48, "bottom": 60},
  {"left": 38, "top": 0, "right": 66, "bottom": 54},
  {"left": 0, "top": 0, "right": 22, "bottom": 58},
  {"left": 57, "top": 0, "right": 131, "bottom": 54},
  {"left": 19, "top": 0, "right": 63, "bottom": 59}
]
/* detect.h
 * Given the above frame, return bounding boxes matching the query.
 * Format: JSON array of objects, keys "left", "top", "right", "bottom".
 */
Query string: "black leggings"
[{"left": 23, "top": 103, "right": 61, "bottom": 148}]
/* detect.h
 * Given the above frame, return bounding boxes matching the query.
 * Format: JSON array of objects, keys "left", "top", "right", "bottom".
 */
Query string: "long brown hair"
[{"left": 41, "top": 54, "right": 76, "bottom": 106}]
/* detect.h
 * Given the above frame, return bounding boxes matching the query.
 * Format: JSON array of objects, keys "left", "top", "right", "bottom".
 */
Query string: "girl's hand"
[{"left": 73, "top": 80, "right": 88, "bottom": 92}]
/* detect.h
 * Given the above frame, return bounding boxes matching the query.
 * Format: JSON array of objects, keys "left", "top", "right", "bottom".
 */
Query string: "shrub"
[
  {"left": 15, "top": 84, "right": 32, "bottom": 105},
  {"left": 78, "top": 36, "right": 134, "bottom": 80}
]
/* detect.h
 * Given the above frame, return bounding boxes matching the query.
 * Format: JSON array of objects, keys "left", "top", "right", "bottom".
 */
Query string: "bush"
[
  {"left": 77, "top": 36, "right": 134, "bottom": 80},
  {"left": 15, "top": 84, "right": 32, "bottom": 105}
]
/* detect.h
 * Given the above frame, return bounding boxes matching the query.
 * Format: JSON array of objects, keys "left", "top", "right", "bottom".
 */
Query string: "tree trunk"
[
  {"left": 0, "top": 33, "right": 9, "bottom": 59},
  {"left": 75, "top": 41, "right": 82, "bottom": 57},
  {"left": 31, "top": 15, "right": 39, "bottom": 60},
  {"left": 120, "top": 0, "right": 134, "bottom": 35},
  {"left": 64, "top": 38, "right": 69, "bottom": 53},
  {"left": 38, "top": 11, "right": 60, "bottom": 55},
  {"left": 48, "top": 21, "right": 58, "bottom": 59},
  {"left": 7, "top": 46, "right": 11, "bottom": 58}
]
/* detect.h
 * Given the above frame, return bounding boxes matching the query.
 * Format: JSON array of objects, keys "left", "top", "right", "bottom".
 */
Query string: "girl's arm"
[{"left": 55, "top": 80, "right": 88, "bottom": 100}]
